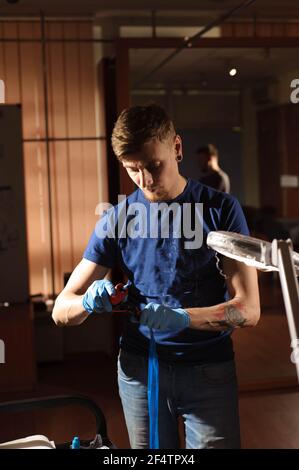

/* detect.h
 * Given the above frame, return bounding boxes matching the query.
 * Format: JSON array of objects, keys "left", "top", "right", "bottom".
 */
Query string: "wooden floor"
[
  {"left": 1, "top": 273, "right": 299, "bottom": 449},
  {"left": 239, "top": 389, "right": 299, "bottom": 448},
  {"left": 234, "top": 272, "right": 298, "bottom": 389}
]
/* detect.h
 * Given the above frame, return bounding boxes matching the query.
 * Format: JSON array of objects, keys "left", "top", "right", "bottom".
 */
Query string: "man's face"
[{"left": 121, "top": 135, "right": 182, "bottom": 201}]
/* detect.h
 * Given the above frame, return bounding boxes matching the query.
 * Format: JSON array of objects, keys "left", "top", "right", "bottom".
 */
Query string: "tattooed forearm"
[
  {"left": 206, "top": 305, "right": 247, "bottom": 330},
  {"left": 186, "top": 299, "right": 259, "bottom": 331}
]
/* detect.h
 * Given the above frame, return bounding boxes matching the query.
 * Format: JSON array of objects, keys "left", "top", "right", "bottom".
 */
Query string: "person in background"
[{"left": 197, "top": 143, "right": 230, "bottom": 193}]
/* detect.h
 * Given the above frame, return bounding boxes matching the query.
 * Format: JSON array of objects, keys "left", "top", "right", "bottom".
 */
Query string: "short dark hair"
[
  {"left": 111, "top": 104, "right": 176, "bottom": 160},
  {"left": 196, "top": 143, "right": 218, "bottom": 158}
]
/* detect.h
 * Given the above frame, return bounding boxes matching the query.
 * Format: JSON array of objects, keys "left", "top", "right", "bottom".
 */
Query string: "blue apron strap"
[{"left": 148, "top": 329, "right": 159, "bottom": 449}]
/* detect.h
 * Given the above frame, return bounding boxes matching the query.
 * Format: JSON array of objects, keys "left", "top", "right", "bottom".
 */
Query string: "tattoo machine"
[{"left": 109, "top": 283, "right": 141, "bottom": 319}]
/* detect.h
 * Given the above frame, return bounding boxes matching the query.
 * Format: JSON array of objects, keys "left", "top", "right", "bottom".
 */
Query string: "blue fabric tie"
[{"left": 148, "top": 329, "right": 159, "bottom": 449}]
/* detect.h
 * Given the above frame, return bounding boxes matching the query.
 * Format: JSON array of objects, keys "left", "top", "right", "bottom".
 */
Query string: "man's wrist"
[{"left": 176, "top": 308, "right": 190, "bottom": 328}]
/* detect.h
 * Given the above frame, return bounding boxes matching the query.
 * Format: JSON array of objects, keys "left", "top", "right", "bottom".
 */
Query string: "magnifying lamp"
[{"left": 207, "top": 231, "right": 299, "bottom": 382}]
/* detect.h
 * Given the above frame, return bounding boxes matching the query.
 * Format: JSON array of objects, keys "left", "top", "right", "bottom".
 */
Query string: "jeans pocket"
[
  {"left": 201, "top": 360, "right": 237, "bottom": 385},
  {"left": 117, "top": 350, "right": 146, "bottom": 384}
]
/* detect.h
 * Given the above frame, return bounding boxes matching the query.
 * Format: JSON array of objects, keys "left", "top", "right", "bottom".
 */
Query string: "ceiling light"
[{"left": 229, "top": 67, "right": 237, "bottom": 77}]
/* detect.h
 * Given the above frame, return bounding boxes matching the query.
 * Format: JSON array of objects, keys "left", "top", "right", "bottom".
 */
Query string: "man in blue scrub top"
[{"left": 52, "top": 104, "right": 260, "bottom": 449}]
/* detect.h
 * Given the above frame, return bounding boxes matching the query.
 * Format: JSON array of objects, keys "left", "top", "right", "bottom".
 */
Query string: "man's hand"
[
  {"left": 140, "top": 302, "right": 190, "bottom": 330},
  {"left": 82, "top": 280, "right": 116, "bottom": 315}
]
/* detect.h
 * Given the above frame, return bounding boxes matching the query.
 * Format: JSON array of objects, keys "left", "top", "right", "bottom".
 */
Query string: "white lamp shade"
[{"left": 207, "top": 231, "right": 299, "bottom": 275}]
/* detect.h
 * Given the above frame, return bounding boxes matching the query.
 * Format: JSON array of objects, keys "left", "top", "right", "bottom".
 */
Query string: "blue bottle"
[{"left": 71, "top": 436, "right": 80, "bottom": 449}]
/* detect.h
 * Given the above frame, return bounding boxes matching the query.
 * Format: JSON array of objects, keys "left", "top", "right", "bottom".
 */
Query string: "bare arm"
[
  {"left": 186, "top": 257, "right": 260, "bottom": 331},
  {"left": 52, "top": 258, "right": 110, "bottom": 327}
]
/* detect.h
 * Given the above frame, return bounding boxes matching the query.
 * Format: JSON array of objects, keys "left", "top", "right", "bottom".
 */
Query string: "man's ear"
[{"left": 174, "top": 134, "right": 182, "bottom": 157}]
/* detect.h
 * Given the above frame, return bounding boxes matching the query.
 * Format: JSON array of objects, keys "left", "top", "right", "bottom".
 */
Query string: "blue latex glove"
[
  {"left": 140, "top": 302, "right": 190, "bottom": 331},
  {"left": 82, "top": 280, "right": 116, "bottom": 315}
]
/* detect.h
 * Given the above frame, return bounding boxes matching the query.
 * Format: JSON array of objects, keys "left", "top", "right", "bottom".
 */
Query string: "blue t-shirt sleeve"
[
  {"left": 220, "top": 196, "right": 250, "bottom": 236},
  {"left": 83, "top": 212, "right": 118, "bottom": 268}
]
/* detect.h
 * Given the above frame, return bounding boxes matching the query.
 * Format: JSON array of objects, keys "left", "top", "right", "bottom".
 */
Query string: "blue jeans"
[{"left": 117, "top": 349, "right": 241, "bottom": 449}]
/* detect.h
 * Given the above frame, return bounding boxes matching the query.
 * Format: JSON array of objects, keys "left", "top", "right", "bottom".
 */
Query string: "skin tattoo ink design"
[
  {"left": 220, "top": 305, "right": 247, "bottom": 328},
  {"left": 205, "top": 302, "right": 247, "bottom": 330}
]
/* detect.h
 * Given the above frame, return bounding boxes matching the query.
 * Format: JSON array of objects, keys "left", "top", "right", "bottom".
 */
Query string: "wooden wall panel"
[
  {"left": 97, "top": 57, "right": 120, "bottom": 205},
  {"left": 45, "top": 21, "right": 101, "bottom": 291},
  {"left": 0, "top": 19, "right": 107, "bottom": 295},
  {"left": 46, "top": 23, "right": 70, "bottom": 291},
  {"left": 19, "top": 22, "right": 44, "bottom": 139},
  {"left": 82, "top": 141, "right": 102, "bottom": 240},
  {"left": 286, "top": 23, "right": 299, "bottom": 37},
  {"left": 95, "top": 58, "right": 109, "bottom": 204},
  {"left": 2, "top": 23, "right": 21, "bottom": 104},
  {"left": 96, "top": 139, "right": 109, "bottom": 205},
  {"left": 78, "top": 22, "right": 100, "bottom": 250},
  {"left": 0, "top": 21, "right": 44, "bottom": 135},
  {"left": 0, "top": 24, "right": 6, "bottom": 85},
  {"left": 19, "top": 23, "right": 48, "bottom": 294},
  {"left": 271, "top": 23, "right": 286, "bottom": 37},
  {"left": 68, "top": 141, "right": 86, "bottom": 265},
  {"left": 47, "top": 22, "right": 67, "bottom": 139},
  {"left": 23, "top": 143, "right": 52, "bottom": 295},
  {"left": 19, "top": 19, "right": 41, "bottom": 39},
  {"left": 222, "top": 23, "right": 233, "bottom": 37},
  {"left": 63, "top": 23, "right": 84, "bottom": 269},
  {"left": 222, "top": 22, "right": 299, "bottom": 38},
  {"left": 233, "top": 22, "right": 254, "bottom": 37},
  {"left": 78, "top": 22, "right": 97, "bottom": 138},
  {"left": 258, "top": 23, "right": 273, "bottom": 37},
  {"left": 64, "top": 23, "right": 82, "bottom": 138},
  {"left": 115, "top": 41, "right": 135, "bottom": 196},
  {"left": 50, "top": 141, "right": 72, "bottom": 291}
]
